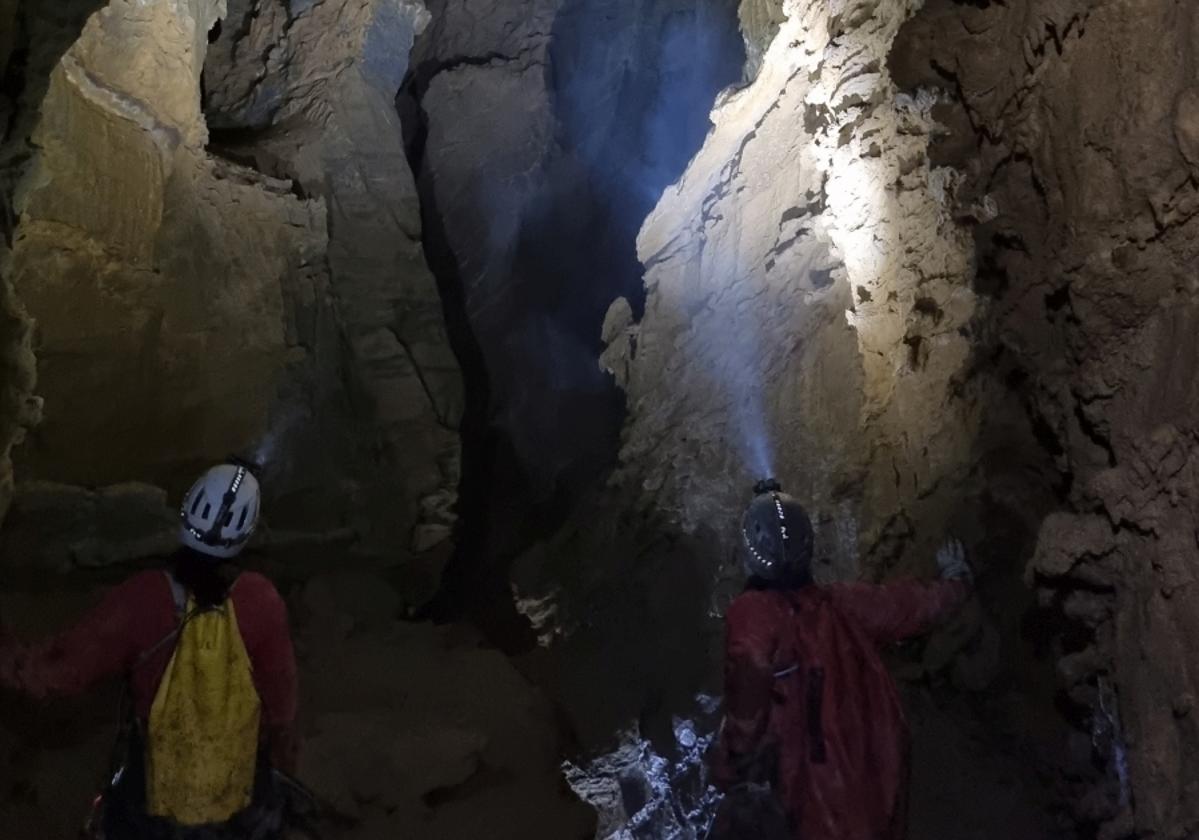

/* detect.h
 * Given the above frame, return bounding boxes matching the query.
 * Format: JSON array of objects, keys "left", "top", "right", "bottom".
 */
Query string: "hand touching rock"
[{"left": 936, "top": 538, "right": 972, "bottom": 585}]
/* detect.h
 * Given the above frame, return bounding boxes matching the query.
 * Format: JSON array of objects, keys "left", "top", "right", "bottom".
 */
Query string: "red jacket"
[
  {"left": 712, "top": 580, "right": 967, "bottom": 840},
  {"left": 0, "top": 570, "right": 298, "bottom": 771}
]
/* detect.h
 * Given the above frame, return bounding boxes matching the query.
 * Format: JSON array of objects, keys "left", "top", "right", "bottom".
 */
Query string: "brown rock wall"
[{"left": 895, "top": 0, "right": 1199, "bottom": 833}]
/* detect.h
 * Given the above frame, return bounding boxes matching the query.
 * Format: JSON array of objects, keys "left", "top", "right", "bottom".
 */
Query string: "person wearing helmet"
[
  {"left": 709, "top": 480, "right": 971, "bottom": 840},
  {"left": 0, "top": 461, "right": 298, "bottom": 839}
]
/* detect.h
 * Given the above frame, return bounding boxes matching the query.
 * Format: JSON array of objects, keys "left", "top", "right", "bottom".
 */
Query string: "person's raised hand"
[{"left": 936, "top": 537, "right": 973, "bottom": 585}]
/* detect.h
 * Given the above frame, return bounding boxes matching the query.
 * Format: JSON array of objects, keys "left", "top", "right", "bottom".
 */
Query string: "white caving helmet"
[{"left": 179, "top": 462, "right": 261, "bottom": 559}]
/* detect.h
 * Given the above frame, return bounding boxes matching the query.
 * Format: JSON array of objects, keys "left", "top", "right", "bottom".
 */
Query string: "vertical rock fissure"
[
  {"left": 398, "top": 0, "right": 745, "bottom": 647},
  {"left": 398, "top": 80, "right": 536, "bottom": 646}
]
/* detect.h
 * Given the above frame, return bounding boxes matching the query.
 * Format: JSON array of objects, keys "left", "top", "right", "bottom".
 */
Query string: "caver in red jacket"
[
  {"left": 711, "top": 578, "right": 968, "bottom": 840},
  {"left": 0, "top": 568, "right": 298, "bottom": 772}
]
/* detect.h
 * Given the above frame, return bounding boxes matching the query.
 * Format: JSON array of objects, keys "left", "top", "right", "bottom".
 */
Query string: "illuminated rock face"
[
  {"left": 605, "top": 0, "right": 978, "bottom": 585},
  {"left": 530, "top": 1, "right": 1043, "bottom": 834},
  {"left": 10, "top": 0, "right": 317, "bottom": 491},
  {"left": 896, "top": 1, "right": 1199, "bottom": 834}
]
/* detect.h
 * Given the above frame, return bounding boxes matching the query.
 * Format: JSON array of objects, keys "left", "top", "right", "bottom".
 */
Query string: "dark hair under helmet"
[{"left": 740, "top": 486, "right": 815, "bottom": 585}]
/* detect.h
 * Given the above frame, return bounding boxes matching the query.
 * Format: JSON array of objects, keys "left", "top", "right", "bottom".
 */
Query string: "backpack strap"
[
  {"left": 164, "top": 571, "right": 187, "bottom": 618},
  {"left": 773, "top": 593, "right": 803, "bottom": 680},
  {"left": 130, "top": 573, "right": 195, "bottom": 673}
]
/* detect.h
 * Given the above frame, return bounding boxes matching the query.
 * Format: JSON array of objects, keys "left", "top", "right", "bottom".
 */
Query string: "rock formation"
[
  {"left": 202, "top": 0, "right": 461, "bottom": 563},
  {"left": 894, "top": 1, "right": 1199, "bottom": 835},
  {"left": 0, "top": 0, "right": 462, "bottom": 595},
  {"left": 514, "top": 0, "right": 1047, "bottom": 832},
  {"left": 605, "top": 0, "right": 980, "bottom": 579},
  {"left": 400, "top": 0, "right": 744, "bottom": 581},
  {"left": 6, "top": 0, "right": 1199, "bottom": 837}
]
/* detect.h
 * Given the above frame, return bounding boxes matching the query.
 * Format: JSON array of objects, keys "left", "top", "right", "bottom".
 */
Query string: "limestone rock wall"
[
  {"left": 0, "top": 0, "right": 462, "bottom": 591},
  {"left": 0, "top": 0, "right": 108, "bottom": 528},
  {"left": 893, "top": 0, "right": 1199, "bottom": 834}
]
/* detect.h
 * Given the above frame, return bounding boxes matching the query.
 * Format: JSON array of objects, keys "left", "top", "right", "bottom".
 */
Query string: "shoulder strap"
[
  {"left": 130, "top": 573, "right": 194, "bottom": 672},
  {"left": 772, "top": 594, "right": 802, "bottom": 680},
  {"left": 165, "top": 571, "right": 187, "bottom": 617}
]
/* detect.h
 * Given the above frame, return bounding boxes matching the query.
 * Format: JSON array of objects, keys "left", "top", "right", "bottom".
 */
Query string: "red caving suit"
[{"left": 711, "top": 579, "right": 968, "bottom": 840}]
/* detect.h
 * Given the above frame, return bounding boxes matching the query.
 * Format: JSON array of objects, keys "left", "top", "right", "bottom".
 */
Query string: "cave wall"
[
  {"left": 893, "top": 0, "right": 1199, "bottom": 835},
  {"left": 0, "top": 0, "right": 462, "bottom": 590},
  {"left": 602, "top": 0, "right": 980, "bottom": 610},
  {"left": 401, "top": 0, "right": 744, "bottom": 572},
  {"left": 0, "top": 0, "right": 24, "bottom": 523},
  {"left": 0, "top": 1, "right": 110, "bottom": 530},
  {"left": 10, "top": 0, "right": 318, "bottom": 489},
  {"left": 0, "top": 0, "right": 330, "bottom": 568},
  {"left": 201, "top": 0, "right": 461, "bottom": 569}
]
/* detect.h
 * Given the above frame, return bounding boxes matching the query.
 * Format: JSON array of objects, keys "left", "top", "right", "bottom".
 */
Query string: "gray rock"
[{"left": 0, "top": 481, "right": 176, "bottom": 570}]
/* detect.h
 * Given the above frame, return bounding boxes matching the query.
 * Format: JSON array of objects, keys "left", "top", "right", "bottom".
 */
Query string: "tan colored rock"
[
  {"left": 5, "top": 0, "right": 326, "bottom": 503},
  {"left": 2, "top": 0, "right": 459, "bottom": 576},
  {"left": 612, "top": 0, "right": 976, "bottom": 579},
  {"left": 739, "top": 0, "right": 786, "bottom": 78},
  {"left": 1174, "top": 87, "right": 1199, "bottom": 173},
  {"left": 202, "top": 0, "right": 461, "bottom": 557}
]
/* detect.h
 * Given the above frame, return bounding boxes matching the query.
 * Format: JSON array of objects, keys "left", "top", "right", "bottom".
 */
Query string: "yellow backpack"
[{"left": 144, "top": 577, "right": 262, "bottom": 826}]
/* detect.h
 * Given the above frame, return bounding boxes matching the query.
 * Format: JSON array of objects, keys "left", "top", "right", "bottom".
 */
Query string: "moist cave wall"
[{"left": 1, "top": 0, "right": 1197, "bottom": 838}]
